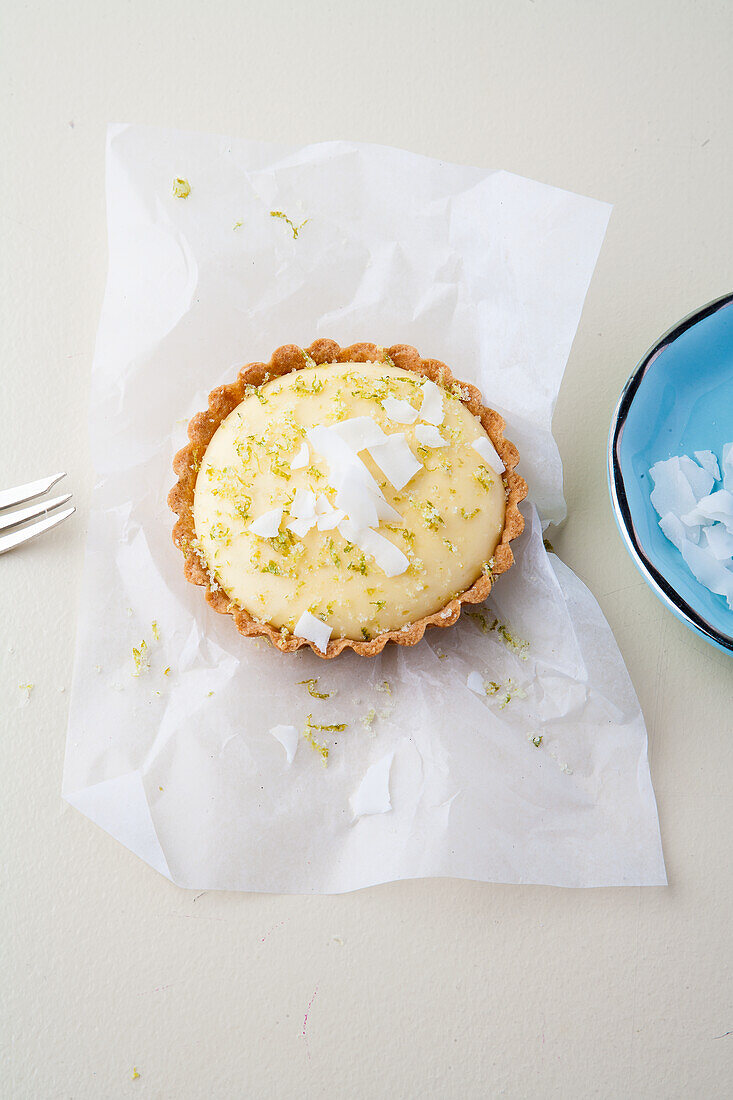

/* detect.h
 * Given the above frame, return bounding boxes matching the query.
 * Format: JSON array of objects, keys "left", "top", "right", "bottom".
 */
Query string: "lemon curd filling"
[{"left": 192, "top": 361, "right": 506, "bottom": 641}]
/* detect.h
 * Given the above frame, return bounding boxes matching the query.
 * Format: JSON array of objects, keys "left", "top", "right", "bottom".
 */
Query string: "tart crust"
[{"left": 169, "top": 340, "right": 528, "bottom": 658}]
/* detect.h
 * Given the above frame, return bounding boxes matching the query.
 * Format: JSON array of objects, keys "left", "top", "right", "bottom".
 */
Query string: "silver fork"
[{"left": 0, "top": 473, "right": 75, "bottom": 554}]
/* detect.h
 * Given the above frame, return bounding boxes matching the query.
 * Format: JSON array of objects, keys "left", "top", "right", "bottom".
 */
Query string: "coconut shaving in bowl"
[{"left": 649, "top": 442, "right": 733, "bottom": 609}]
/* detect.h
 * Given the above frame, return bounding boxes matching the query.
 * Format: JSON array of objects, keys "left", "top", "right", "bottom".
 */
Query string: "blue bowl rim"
[{"left": 608, "top": 290, "right": 733, "bottom": 655}]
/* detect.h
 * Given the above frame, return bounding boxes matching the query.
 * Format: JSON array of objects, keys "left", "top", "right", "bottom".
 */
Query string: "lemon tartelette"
[{"left": 169, "top": 341, "right": 527, "bottom": 658}]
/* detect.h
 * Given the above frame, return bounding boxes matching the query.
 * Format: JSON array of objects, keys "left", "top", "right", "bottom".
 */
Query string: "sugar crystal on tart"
[{"left": 169, "top": 341, "right": 527, "bottom": 658}]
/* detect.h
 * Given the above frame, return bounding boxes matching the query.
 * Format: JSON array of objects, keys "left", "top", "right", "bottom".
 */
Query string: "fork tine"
[
  {"left": 0, "top": 493, "right": 73, "bottom": 534},
  {"left": 0, "top": 505, "right": 75, "bottom": 555},
  {"left": 0, "top": 472, "right": 66, "bottom": 512}
]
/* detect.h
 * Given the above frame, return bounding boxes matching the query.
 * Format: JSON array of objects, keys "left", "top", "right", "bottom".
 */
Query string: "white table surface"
[{"left": 3, "top": 2, "right": 732, "bottom": 1097}]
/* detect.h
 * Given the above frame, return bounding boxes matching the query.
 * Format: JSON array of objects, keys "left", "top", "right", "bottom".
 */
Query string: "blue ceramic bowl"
[{"left": 608, "top": 292, "right": 733, "bottom": 656}]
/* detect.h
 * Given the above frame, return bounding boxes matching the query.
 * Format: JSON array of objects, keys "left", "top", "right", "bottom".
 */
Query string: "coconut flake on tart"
[{"left": 169, "top": 341, "right": 527, "bottom": 658}]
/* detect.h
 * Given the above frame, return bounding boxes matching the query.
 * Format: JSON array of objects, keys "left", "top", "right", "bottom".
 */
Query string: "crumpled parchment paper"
[{"left": 63, "top": 124, "right": 666, "bottom": 890}]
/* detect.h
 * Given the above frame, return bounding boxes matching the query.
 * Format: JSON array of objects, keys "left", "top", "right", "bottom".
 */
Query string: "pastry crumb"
[{"left": 172, "top": 177, "right": 190, "bottom": 198}]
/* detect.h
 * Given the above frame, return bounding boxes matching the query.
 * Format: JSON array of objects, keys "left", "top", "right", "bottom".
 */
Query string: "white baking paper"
[{"left": 63, "top": 123, "right": 666, "bottom": 890}]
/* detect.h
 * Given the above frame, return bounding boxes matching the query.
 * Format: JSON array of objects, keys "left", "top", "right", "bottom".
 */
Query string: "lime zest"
[
  {"left": 132, "top": 640, "right": 150, "bottom": 677},
  {"left": 362, "top": 707, "right": 377, "bottom": 730},
  {"left": 474, "top": 466, "right": 494, "bottom": 491},
  {"left": 270, "top": 209, "right": 308, "bottom": 239},
  {"left": 495, "top": 679, "right": 527, "bottom": 709},
  {"left": 409, "top": 497, "right": 444, "bottom": 530},
  {"left": 268, "top": 529, "right": 297, "bottom": 556},
  {"left": 293, "top": 374, "right": 325, "bottom": 395},
  {"left": 465, "top": 610, "right": 498, "bottom": 634},
  {"left": 347, "top": 553, "right": 369, "bottom": 575},
  {"left": 497, "top": 623, "right": 529, "bottom": 659},
  {"left": 464, "top": 609, "right": 529, "bottom": 658},
  {"left": 243, "top": 383, "right": 268, "bottom": 404},
  {"left": 297, "top": 678, "right": 331, "bottom": 699},
  {"left": 303, "top": 713, "right": 347, "bottom": 765}
]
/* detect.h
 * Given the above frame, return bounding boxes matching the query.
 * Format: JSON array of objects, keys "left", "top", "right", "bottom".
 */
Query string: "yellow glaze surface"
[{"left": 193, "top": 362, "right": 505, "bottom": 640}]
